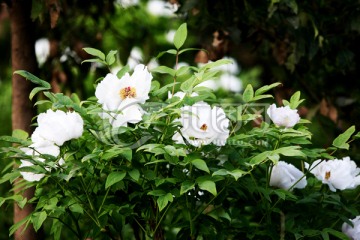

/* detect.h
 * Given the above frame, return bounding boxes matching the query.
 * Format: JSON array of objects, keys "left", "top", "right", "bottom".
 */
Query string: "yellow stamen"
[
  {"left": 200, "top": 124, "right": 208, "bottom": 131},
  {"left": 325, "top": 171, "right": 331, "bottom": 180},
  {"left": 119, "top": 86, "right": 137, "bottom": 99}
]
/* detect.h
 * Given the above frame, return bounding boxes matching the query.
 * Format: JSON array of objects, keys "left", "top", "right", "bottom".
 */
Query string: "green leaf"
[
  {"left": 197, "top": 177, "right": 217, "bottom": 196},
  {"left": 174, "top": 23, "right": 187, "bottom": 49},
  {"left": 249, "top": 151, "right": 271, "bottom": 165},
  {"left": 152, "top": 66, "right": 176, "bottom": 76},
  {"left": 69, "top": 203, "right": 84, "bottom": 214},
  {"left": 148, "top": 190, "right": 166, "bottom": 196},
  {"left": 102, "top": 147, "right": 132, "bottom": 161},
  {"left": 14, "top": 70, "right": 51, "bottom": 88},
  {"left": 81, "top": 58, "right": 107, "bottom": 65},
  {"left": 250, "top": 94, "right": 273, "bottom": 102},
  {"left": 323, "top": 228, "right": 349, "bottom": 239},
  {"left": 255, "top": 82, "right": 281, "bottom": 96},
  {"left": 332, "top": 125, "right": 355, "bottom": 150},
  {"left": 105, "top": 171, "right": 126, "bottom": 189},
  {"left": 191, "top": 159, "right": 210, "bottom": 173},
  {"left": 180, "top": 181, "right": 195, "bottom": 195},
  {"left": 29, "top": 87, "right": 50, "bottom": 100},
  {"left": 199, "top": 59, "right": 232, "bottom": 71},
  {"left": 9, "top": 215, "right": 32, "bottom": 236},
  {"left": 12, "top": 129, "right": 29, "bottom": 140},
  {"left": 243, "top": 84, "right": 254, "bottom": 102},
  {"left": 274, "top": 146, "right": 306, "bottom": 158},
  {"left": 128, "top": 169, "right": 140, "bottom": 181},
  {"left": 83, "top": 47, "right": 105, "bottom": 60},
  {"left": 157, "top": 49, "right": 177, "bottom": 58},
  {"left": 178, "top": 48, "right": 203, "bottom": 55},
  {"left": 0, "top": 135, "right": 31, "bottom": 145},
  {"left": 289, "top": 91, "right": 304, "bottom": 109},
  {"left": 117, "top": 65, "right": 130, "bottom": 79},
  {"left": 32, "top": 211, "right": 47, "bottom": 232},
  {"left": 106, "top": 50, "right": 117, "bottom": 65},
  {"left": 157, "top": 193, "right": 173, "bottom": 212}
]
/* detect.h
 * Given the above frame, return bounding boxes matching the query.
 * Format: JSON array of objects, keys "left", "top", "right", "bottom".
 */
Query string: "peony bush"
[{"left": 1, "top": 23, "right": 360, "bottom": 239}]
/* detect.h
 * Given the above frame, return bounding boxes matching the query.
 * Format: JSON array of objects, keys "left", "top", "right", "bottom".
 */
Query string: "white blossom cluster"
[{"left": 20, "top": 110, "right": 84, "bottom": 182}]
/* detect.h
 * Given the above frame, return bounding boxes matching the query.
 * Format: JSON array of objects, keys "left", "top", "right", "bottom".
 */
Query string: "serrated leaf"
[
  {"left": 197, "top": 177, "right": 217, "bottom": 196},
  {"left": 180, "top": 181, "right": 195, "bottom": 195},
  {"left": 106, "top": 50, "right": 117, "bottom": 65},
  {"left": 128, "top": 169, "right": 140, "bottom": 181},
  {"left": 191, "top": 159, "right": 210, "bottom": 173},
  {"left": 243, "top": 84, "right": 254, "bottom": 102},
  {"left": 83, "top": 47, "right": 105, "bottom": 60},
  {"left": 332, "top": 126, "right": 355, "bottom": 150},
  {"left": 32, "top": 211, "right": 47, "bottom": 232},
  {"left": 174, "top": 23, "right": 187, "bottom": 49},
  {"left": 105, "top": 171, "right": 126, "bottom": 189},
  {"left": 14, "top": 70, "right": 51, "bottom": 88}
]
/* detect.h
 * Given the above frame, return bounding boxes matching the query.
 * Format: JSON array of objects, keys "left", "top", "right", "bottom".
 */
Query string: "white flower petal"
[
  {"left": 33, "top": 110, "right": 84, "bottom": 146},
  {"left": 342, "top": 216, "right": 360, "bottom": 240},
  {"left": 270, "top": 161, "right": 307, "bottom": 190},
  {"left": 267, "top": 104, "right": 300, "bottom": 128},
  {"left": 307, "top": 157, "right": 360, "bottom": 192},
  {"left": 174, "top": 101, "right": 230, "bottom": 147}
]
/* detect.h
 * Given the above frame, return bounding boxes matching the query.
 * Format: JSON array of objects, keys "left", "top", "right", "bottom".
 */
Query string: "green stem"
[
  {"left": 98, "top": 186, "right": 111, "bottom": 214},
  {"left": 133, "top": 217, "right": 147, "bottom": 236},
  {"left": 48, "top": 216, "right": 81, "bottom": 239},
  {"left": 192, "top": 187, "right": 226, "bottom": 222},
  {"left": 171, "top": 51, "right": 179, "bottom": 96},
  {"left": 153, "top": 202, "right": 172, "bottom": 235}
]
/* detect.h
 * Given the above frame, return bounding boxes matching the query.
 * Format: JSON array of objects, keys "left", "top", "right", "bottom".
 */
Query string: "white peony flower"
[
  {"left": 267, "top": 104, "right": 300, "bottom": 128},
  {"left": 32, "top": 110, "right": 84, "bottom": 146},
  {"left": 19, "top": 142, "right": 60, "bottom": 182},
  {"left": 35, "top": 38, "right": 50, "bottom": 66},
  {"left": 306, "top": 157, "right": 360, "bottom": 192},
  {"left": 270, "top": 161, "right": 307, "bottom": 190},
  {"left": 147, "top": 0, "right": 178, "bottom": 17},
  {"left": 342, "top": 216, "right": 360, "bottom": 240},
  {"left": 173, "top": 101, "right": 230, "bottom": 147},
  {"left": 219, "top": 73, "right": 242, "bottom": 93},
  {"left": 95, "top": 64, "right": 153, "bottom": 111},
  {"left": 105, "top": 104, "right": 144, "bottom": 128}
]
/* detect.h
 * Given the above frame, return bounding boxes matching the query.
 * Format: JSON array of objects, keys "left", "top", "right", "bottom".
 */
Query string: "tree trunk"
[{"left": 9, "top": 0, "right": 38, "bottom": 239}]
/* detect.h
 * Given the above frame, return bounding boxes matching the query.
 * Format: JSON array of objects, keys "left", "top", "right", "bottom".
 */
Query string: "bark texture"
[{"left": 9, "top": 0, "right": 38, "bottom": 239}]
